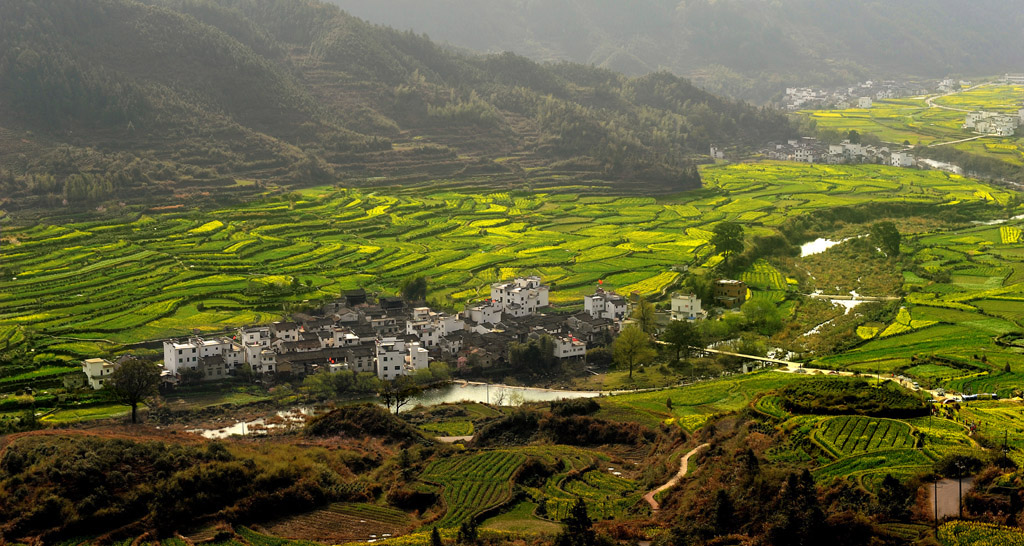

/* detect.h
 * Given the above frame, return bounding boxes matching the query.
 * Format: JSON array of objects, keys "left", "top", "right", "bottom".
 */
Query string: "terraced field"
[
  {"left": 517, "top": 446, "right": 642, "bottom": 520},
  {"left": 263, "top": 503, "right": 413, "bottom": 544},
  {"left": 814, "top": 215, "right": 1024, "bottom": 383},
  {"left": 419, "top": 450, "right": 527, "bottom": 527},
  {"left": 813, "top": 415, "right": 916, "bottom": 457},
  {"left": 2, "top": 162, "right": 1013, "bottom": 377}
]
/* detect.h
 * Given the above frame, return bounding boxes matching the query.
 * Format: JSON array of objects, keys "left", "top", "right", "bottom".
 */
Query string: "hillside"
[
  {"left": 0, "top": 0, "right": 794, "bottom": 210},
  {"left": 329, "top": 0, "right": 1024, "bottom": 101}
]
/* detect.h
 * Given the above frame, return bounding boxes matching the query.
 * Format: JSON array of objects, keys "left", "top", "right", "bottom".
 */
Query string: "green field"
[
  {"left": 2, "top": 161, "right": 1014, "bottom": 375},
  {"left": 814, "top": 214, "right": 1024, "bottom": 383},
  {"left": 598, "top": 370, "right": 814, "bottom": 430},
  {"left": 938, "top": 520, "right": 1024, "bottom": 546}
]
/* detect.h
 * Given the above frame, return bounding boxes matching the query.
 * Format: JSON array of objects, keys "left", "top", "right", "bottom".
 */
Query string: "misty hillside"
[
  {"left": 0, "top": 0, "right": 794, "bottom": 209},
  {"left": 329, "top": 0, "right": 1024, "bottom": 101}
]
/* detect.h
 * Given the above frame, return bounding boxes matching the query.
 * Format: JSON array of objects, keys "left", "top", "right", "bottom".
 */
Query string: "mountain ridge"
[
  {"left": 328, "top": 0, "right": 1024, "bottom": 101},
  {"left": 0, "top": 0, "right": 796, "bottom": 210}
]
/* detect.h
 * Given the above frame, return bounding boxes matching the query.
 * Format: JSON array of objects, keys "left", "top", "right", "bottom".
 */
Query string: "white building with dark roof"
[
  {"left": 490, "top": 276, "right": 549, "bottom": 316},
  {"left": 584, "top": 287, "right": 627, "bottom": 321}
]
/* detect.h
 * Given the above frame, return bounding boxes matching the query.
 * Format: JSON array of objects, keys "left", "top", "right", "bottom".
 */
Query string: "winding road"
[{"left": 643, "top": 443, "right": 710, "bottom": 511}]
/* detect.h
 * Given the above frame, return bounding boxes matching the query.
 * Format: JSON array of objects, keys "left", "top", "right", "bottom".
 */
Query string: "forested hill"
[
  {"left": 329, "top": 0, "right": 1024, "bottom": 101},
  {"left": 0, "top": 0, "right": 793, "bottom": 209}
]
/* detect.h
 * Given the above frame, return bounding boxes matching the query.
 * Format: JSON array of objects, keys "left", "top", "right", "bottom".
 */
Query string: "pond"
[{"left": 800, "top": 237, "right": 844, "bottom": 257}]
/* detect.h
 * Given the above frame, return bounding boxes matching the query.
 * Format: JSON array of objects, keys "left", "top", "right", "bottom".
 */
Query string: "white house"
[
  {"left": 670, "top": 293, "right": 703, "bottom": 321},
  {"left": 407, "top": 342, "right": 430, "bottom": 371},
  {"left": 465, "top": 301, "right": 502, "bottom": 325},
  {"left": 376, "top": 337, "right": 431, "bottom": 380},
  {"left": 82, "top": 358, "right": 117, "bottom": 390},
  {"left": 857, "top": 97, "right": 873, "bottom": 109},
  {"left": 584, "top": 287, "right": 627, "bottom": 320},
  {"left": 407, "top": 308, "right": 465, "bottom": 348},
  {"left": 490, "top": 277, "right": 549, "bottom": 316},
  {"left": 710, "top": 146, "right": 725, "bottom": 160},
  {"left": 554, "top": 336, "right": 586, "bottom": 359},
  {"left": 964, "top": 111, "right": 1020, "bottom": 136},
  {"left": 331, "top": 327, "right": 361, "bottom": 347},
  {"left": 270, "top": 321, "right": 300, "bottom": 342},
  {"left": 1018, "top": 107, "right": 1024, "bottom": 124},
  {"left": 163, "top": 339, "right": 199, "bottom": 374},
  {"left": 891, "top": 151, "right": 915, "bottom": 168},
  {"left": 254, "top": 349, "right": 276, "bottom": 374},
  {"left": 790, "top": 146, "right": 815, "bottom": 161}
]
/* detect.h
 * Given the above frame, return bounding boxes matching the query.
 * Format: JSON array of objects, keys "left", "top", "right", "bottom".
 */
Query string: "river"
[{"left": 188, "top": 382, "right": 601, "bottom": 439}]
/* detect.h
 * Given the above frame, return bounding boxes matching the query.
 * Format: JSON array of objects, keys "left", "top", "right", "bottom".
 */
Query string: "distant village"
[
  {"left": 779, "top": 78, "right": 935, "bottom": 111},
  {"left": 78, "top": 277, "right": 756, "bottom": 390}
]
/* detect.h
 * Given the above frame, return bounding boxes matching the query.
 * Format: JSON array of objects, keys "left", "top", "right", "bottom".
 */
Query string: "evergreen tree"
[{"left": 555, "top": 498, "right": 596, "bottom": 546}]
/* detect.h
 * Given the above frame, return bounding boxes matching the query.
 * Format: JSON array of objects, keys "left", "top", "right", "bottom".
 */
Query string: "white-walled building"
[
  {"left": 710, "top": 146, "right": 725, "bottom": 160},
  {"left": 554, "top": 336, "right": 586, "bottom": 359},
  {"left": 407, "top": 308, "right": 465, "bottom": 348},
  {"left": 891, "top": 151, "right": 915, "bottom": 167},
  {"left": 270, "top": 321, "right": 300, "bottom": 342},
  {"left": 407, "top": 342, "right": 429, "bottom": 371},
  {"left": 584, "top": 288, "right": 628, "bottom": 321},
  {"left": 670, "top": 293, "right": 704, "bottom": 321},
  {"left": 465, "top": 301, "right": 502, "bottom": 325},
  {"left": 376, "top": 337, "right": 432, "bottom": 381},
  {"left": 964, "top": 111, "right": 1019, "bottom": 136},
  {"left": 376, "top": 338, "right": 405, "bottom": 381},
  {"left": 857, "top": 97, "right": 873, "bottom": 109},
  {"left": 82, "top": 358, "right": 117, "bottom": 390},
  {"left": 163, "top": 339, "right": 199, "bottom": 374},
  {"left": 490, "top": 276, "right": 549, "bottom": 316}
]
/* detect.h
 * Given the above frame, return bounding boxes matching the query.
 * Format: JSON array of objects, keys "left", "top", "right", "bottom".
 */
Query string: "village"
[
  {"left": 779, "top": 73, "right": 1024, "bottom": 111},
  {"left": 78, "top": 277, "right": 749, "bottom": 390},
  {"left": 780, "top": 77, "right": 935, "bottom": 111}
]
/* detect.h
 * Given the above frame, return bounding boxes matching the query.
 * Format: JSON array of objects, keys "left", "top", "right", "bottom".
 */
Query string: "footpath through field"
[{"left": 643, "top": 443, "right": 710, "bottom": 511}]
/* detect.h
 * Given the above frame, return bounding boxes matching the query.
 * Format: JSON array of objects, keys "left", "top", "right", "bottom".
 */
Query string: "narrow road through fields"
[
  {"left": 643, "top": 443, "right": 709, "bottom": 511},
  {"left": 930, "top": 134, "right": 992, "bottom": 148},
  {"left": 924, "top": 83, "right": 990, "bottom": 112}
]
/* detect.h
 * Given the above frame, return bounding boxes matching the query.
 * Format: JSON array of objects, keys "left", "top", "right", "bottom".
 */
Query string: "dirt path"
[{"left": 643, "top": 443, "right": 710, "bottom": 511}]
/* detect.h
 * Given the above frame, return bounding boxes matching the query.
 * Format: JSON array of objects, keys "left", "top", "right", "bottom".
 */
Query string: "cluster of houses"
[
  {"left": 149, "top": 277, "right": 604, "bottom": 386},
  {"left": 963, "top": 110, "right": 1023, "bottom": 137},
  {"left": 781, "top": 79, "right": 932, "bottom": 111},
  {"left": 759, "top": 138, "right": 916, "bottom": 167},
  {"left": 79, "top": 275, "right": 754, "bottom": 389}
]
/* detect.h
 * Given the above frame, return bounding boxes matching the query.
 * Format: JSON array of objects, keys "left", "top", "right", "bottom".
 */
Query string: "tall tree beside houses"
[
  {"left": 631, "top": 297, "right": 657, "bottom": 334},
  {"left": 662, "top": 320, "right": 702, "bottom": 362},
  {"left": 107, "top": 359, "right": 161, "bottom": 424},
  {"left": 612, "top": 325, "right": 656, "bottom": 380}
]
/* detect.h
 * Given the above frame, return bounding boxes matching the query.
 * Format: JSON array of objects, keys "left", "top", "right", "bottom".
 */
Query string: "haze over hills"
[
  {"left": 0, "top": 0, "right": 794, "bottom": 209},
  {"left": 328, "top": 0, "right": 1024, "bottom": 101}
]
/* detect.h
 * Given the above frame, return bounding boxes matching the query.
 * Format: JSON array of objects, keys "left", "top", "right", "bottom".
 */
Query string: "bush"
[
  {"left": 778, "top": 378, "right": 928, "bottom": 418},
  {"left": 550, "top": 398, "right": 600, "bottom": 417},
  {"left": 306, "top": 403, "right": 425, "bottom": 444}
]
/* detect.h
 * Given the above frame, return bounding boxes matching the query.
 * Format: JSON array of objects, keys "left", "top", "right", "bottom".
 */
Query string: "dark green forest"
[
  {"left": 0, "top": 0, "right": 794, "bottom": 209},
  {"left": 330, "top": 0, "right": 1024, "bottom": 101}
]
